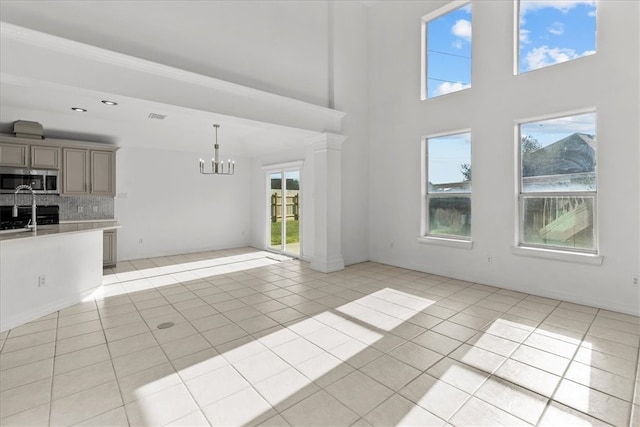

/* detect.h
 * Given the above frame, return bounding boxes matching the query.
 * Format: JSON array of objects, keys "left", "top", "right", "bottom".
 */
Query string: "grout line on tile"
[
  {"left": 46, "top": 312, "right": 59, "bottom": 426},
  {"left": 629, "top": 342, "right": 640, "bottom": 427}
]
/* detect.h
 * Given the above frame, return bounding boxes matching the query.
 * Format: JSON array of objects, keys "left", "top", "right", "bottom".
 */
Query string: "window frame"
[
  {"left": 422, "top": 130, "right": 472, "bottom": 242},
  {"left": 516, "top": 111, "right": 598, "bottom": 255}
]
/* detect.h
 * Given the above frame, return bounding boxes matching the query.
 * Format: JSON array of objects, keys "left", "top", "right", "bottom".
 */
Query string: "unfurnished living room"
[{"left": 0, "top": 1, "right": 638, "bottom": 426}]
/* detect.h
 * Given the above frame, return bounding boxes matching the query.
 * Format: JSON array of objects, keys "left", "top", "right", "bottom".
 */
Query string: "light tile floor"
[{"left": 1, "top": 247, "right": 639, "bottom": 426}]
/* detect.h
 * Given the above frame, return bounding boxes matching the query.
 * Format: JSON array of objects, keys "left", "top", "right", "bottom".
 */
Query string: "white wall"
[
  {"left": 334, "top": 2, "right": 371, "bottom": 265},
  {"left": 248, "top": 1, "right": 371, "bottom": 267},
  {"left": 367, "top": 1, "right": 640, "bottom": 314},
  {"left": 116, "top": 146, "right": 251, "bottom": 261}
]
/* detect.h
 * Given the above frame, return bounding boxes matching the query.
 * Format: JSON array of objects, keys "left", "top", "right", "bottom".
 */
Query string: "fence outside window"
[{"left": 271, "top": 192, "right": 300, "bottom": 223}]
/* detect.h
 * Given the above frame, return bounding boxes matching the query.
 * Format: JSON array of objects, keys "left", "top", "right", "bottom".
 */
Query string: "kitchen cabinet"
[
  {"left": 31, "top": 146, "right": 60, "bottom": 169},
  {"left": 0, "top": 143, "right": 60, "bottom": 169},
  {"left": 0, "top": 142, "right": 28, "bottom": 167},
  {"left": 91, "top": 150, "right": 115, "bottom": 196},
  {"left": 62, "top": 148, "right": 89, "bottom": 195},
  {"left": 62, "top": 149, "right": 115, "bottom": 196},
  {"left": 1, "top": 134, "right": 118, "bottom": 195},
  {"left": 103, "top": 229, "right": 117, "bottom": 267}
]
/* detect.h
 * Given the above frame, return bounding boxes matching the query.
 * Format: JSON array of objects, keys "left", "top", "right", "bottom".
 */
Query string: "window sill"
[
  {"left": 510, "top": 245, "right": 603, "bottom": 266},
  {"left": 418, "top": 236, "right": 473, "bottom": 250}
]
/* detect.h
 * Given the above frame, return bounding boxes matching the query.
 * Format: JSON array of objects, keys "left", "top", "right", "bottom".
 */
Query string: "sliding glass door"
[{"left": 268, "top": 169, "right": 301, "bottom": 258}]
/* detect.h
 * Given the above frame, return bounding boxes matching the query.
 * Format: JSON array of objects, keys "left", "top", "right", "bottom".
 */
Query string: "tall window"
[
  {"left": 423, "top": 3, "right": 472, "bottom": 99},
  {"left": 518, "top": 112, "right": 597, "bottom": 252},
  {"left": 518, "top": 0, "right": 596, "bottom": 74},
  {"left": 424, "top": 132, "right": 471, "bottom": 239}
]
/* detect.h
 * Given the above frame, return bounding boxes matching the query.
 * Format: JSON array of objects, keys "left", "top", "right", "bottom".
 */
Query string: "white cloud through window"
[
  {"left": 451, "top": 19, "right": 472, "bottom": 41},
  {"left": 525, "top": 46, "right": 577, "bottom": 69},
  {"left": 520, "top": 0, "right": 596, "bottom": 15},
  {"left": 548, "top": 22, "right": 564, "bottom": 35},
  {"left": 433, "top": 81, "right": 471, "bottom": 97},
  {"left": 524, "top": 45, "right": 594, "bottom": 70}
]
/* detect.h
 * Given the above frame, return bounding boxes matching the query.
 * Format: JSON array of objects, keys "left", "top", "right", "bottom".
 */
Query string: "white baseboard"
[{"left": 311, "top": 254, "right": 345, "bottom": 273}]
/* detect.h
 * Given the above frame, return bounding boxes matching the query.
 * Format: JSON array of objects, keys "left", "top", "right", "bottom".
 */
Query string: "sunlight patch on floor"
[
  {"left": 89, "top": 252, "right": 283, "bottom": 302},
  {"left": 129, "top": 290, "right": 445, "bottom": 421},
  {"left": 337, "top": 288, "right": 436, "bottom": 331}
]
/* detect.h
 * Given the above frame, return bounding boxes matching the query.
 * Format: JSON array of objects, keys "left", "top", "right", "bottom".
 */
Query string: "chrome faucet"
[{"left": 13, "top": 184, "right": 37, "bottom": 232}]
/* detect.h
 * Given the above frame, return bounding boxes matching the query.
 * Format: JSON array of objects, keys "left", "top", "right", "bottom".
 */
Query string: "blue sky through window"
[
  {"left": 428, "top": 133, "right": 471, "bottom": 185},
  {"left": 519, "top": 1, "right": 596, "bottom": 73},
  {"left": 521, "top": 112, "right": 596, "bottom": 147},
  {"left": 426, "top": 4, "right": 472, "bottom": 98}
]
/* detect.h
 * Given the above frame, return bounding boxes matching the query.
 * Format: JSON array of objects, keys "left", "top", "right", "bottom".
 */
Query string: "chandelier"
[{"left": 199, "top": 124, "right": 235, "bottom": 175}]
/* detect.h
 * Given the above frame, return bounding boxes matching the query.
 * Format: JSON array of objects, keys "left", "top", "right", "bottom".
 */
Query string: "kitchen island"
[{"left": 0, "top": 222, "right": 120, "bottom": 332}]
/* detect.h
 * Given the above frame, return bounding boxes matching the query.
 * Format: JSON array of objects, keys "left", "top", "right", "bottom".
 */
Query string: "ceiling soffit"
[{"left": 0, "top": 22, "right": 345, "bottom": 136}]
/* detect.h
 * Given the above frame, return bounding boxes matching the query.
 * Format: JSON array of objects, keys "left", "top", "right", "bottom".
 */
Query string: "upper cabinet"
[
  {"left": 0, "top": 142, "right": 29, "bottom": 167},
  {"left": 62, "top": 148, "right": 116, "bottom": 196},
  {"left": 91, "top": 150, "right": 115, "bottom": 196},
  {"left": 0, "top": 142, "right": 61, "bottom": 169},
  {"left": 0, "top": 134, "right": 118, "bottom": 196},
  {"left": 62, "top": 148, "right": 89, "bottom": 195},
  {"left": 31, "top": 146, "right": 60, "bottom": 169}
]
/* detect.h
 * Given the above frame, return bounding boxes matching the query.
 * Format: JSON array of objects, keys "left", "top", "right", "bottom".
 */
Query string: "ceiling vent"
[{"left": 148, "top": 113, "right": 167, "bottom": 120}]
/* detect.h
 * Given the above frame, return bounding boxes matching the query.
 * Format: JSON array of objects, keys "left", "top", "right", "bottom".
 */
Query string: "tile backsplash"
[{"left": 0, "top": 194, "right": 114, "bottom": 221}]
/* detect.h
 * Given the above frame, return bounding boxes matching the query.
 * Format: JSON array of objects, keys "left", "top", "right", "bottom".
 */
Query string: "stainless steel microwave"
[{"left": 0, "top": 167, "right": 60, "bottom": 194}]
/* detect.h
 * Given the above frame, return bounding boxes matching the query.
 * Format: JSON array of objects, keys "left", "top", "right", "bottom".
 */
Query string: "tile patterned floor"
[{"left": 1, "top": 247, "right": 639, "bottom": 426}]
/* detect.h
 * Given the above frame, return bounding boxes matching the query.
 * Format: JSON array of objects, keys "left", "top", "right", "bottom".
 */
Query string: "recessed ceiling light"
[
  {"left": 101, "top": 100, "right": 118, "bottom": 105},
  {"left": 71, "top": 107, "right": 87, "bottom": 112}
]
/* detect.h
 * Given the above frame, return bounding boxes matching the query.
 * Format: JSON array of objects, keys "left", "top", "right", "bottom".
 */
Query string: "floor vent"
[{"left": 156, "top": 322, "right": 175, "bottom": 329}]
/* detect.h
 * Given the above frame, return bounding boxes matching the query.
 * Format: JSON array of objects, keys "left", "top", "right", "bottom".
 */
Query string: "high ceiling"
[{"left": 0, "top": 2, "right": 343, "bottom": 157}]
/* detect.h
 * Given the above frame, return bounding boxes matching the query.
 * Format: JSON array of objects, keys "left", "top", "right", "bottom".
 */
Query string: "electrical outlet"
[
  {"left": 487, "top": 256, "right": 493, "bottom": 264},
  {"left": 138, "top": 238, "right": 143, "bottom": 244},
  {"left": 77, "top": 206, "right": 83, "bottom": 213},
  {"left": 92, "top": 206, "right": 98, "bottom": 213},
  {"left": 633, "top": 277, "right": 639, "bottom": 287},
  {"left": 38, "top": 275, "right": 46, "bottom": 287}
]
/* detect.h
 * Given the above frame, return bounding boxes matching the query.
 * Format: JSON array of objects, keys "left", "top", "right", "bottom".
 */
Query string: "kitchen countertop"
[
  {"left": 59, "top": 219, "right": 118, "bottom": 224},
  {"left": 0, "top": 221, "right": 120, "bottom": 242}
]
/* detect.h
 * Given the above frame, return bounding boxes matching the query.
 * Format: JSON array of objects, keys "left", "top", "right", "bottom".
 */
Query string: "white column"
[{"left": 311, "top": 133, "right": 347, "bottom": 273}]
